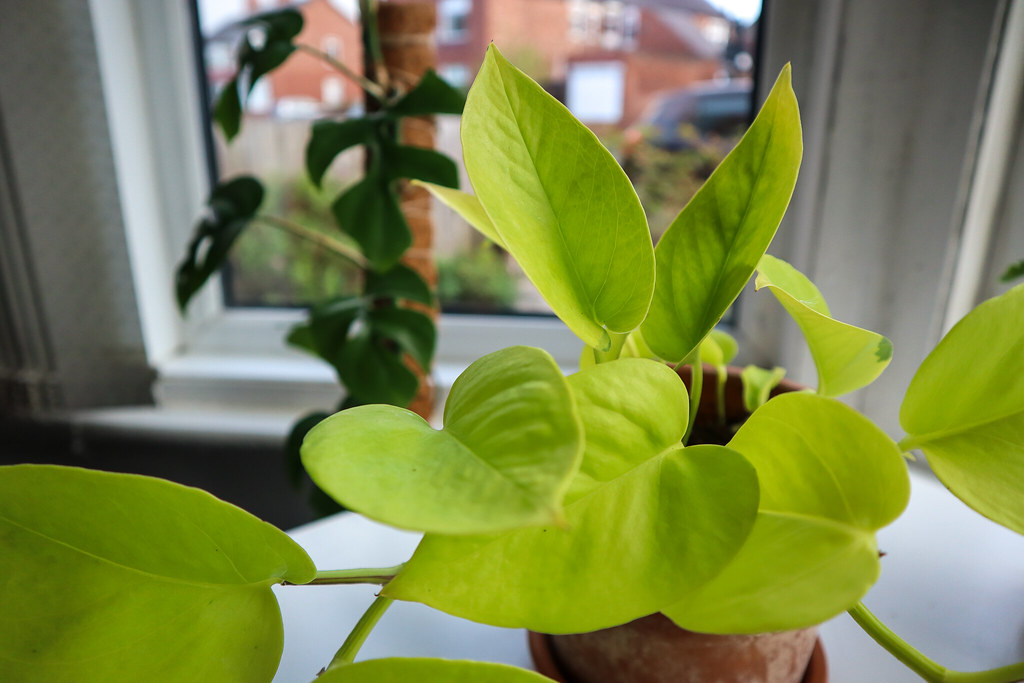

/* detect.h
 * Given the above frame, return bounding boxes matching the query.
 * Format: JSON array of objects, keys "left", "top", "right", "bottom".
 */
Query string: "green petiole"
[{"left": 848, "top": 602, "right": 1024, "bottom": 683}]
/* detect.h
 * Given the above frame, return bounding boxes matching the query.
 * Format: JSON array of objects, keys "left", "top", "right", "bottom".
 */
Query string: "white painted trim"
[{"left": 943, "top": 0, "right": 1024, "bottom": 331}]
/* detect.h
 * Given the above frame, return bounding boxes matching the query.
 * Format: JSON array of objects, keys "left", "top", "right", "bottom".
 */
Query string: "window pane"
[{"left": 193, "top": 0, "right": 763, "bottom": 314}]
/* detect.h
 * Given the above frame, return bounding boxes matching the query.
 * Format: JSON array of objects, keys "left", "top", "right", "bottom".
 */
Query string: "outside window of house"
[
  {"left": 193, "top": 0, "right": 763, "bottom": 315},
  {"left": 438, "top": 0, "right": 472, "bottom": 44}
]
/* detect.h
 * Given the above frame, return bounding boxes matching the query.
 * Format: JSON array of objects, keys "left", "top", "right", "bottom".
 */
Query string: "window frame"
[{"left": 89, "top": 0, "right": 579, "bottom": 419}]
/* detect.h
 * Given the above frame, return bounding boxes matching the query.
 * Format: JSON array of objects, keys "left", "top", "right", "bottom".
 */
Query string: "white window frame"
[
  {"left": 80, "top": 0, "right": 1024, "bottom": 439},
  {"left": 88, "top": 0, "right": 577, "bottom": 426}
]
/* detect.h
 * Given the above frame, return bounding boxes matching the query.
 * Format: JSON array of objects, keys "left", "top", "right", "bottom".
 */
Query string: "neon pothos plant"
[
  {"left": 176, "top": 7, "right": 465, "bottom": 411},
  {"left": 4, "top": 46, "right": 1024, "bottom": 683}
]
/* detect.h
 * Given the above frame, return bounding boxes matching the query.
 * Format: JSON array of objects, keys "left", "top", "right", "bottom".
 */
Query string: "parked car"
[{"left": 630, "top": 79, "right": 753, "bottom": 150}]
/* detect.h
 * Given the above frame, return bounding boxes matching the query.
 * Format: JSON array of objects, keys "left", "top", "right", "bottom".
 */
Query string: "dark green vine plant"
[{"left": 175, "top": 6, "right": 465, "bottom": 509}]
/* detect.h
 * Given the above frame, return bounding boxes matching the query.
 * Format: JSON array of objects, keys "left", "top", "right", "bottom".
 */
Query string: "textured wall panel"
[{"left": 0, "top": 0, "right": 153, "bottom": 409}]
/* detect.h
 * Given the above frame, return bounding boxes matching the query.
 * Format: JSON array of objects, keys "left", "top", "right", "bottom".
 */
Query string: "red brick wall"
[{"left": 266, "top": 0, "right": 364, "bottom": 109}]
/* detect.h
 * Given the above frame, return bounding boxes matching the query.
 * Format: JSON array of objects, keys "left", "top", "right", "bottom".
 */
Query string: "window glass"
[{"left": 194, "top": 0, "right": 762, "bottom": 314}]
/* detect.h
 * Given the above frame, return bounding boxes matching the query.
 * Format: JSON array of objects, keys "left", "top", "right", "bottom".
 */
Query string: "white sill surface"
[{"left": 271, "top": 469, "right": 1024, "bottom": 683}]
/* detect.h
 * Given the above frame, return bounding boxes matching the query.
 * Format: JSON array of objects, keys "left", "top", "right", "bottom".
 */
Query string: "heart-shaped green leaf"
[
  {"left": 385, "top": 443, "right": 757, "bottom": 634},
  {"left": 317, "top": 658, "right": 552, "bottom": 683},
  {"left": 565, "top": 358, "right": 689, "bottom": 498},
  {"left": 664, "top": 393, "right": 909, "bottom": 633},
  {"left": 0, "top": 465, "right": 315, "bottom": 683},
  {"left": 367, "top": 306, "right": 436, "bottom": 370},
  {"left": 388, "top": 70, "right": 467, "bottom": 117},
  {"left": 640, "top": 65, "right": 802, "bottom": 362},
  {"left": 415, "top": 182, "right": 506, "bottom": 249},
  {"left": 306, "top": 118, "right": 375, "bottom": 188},
  {"left": 336, "top": 325, "right": 418, "bottom": 406},
  {"left": 461, "top": 45, "right": 654, "bottom": 351},
  {"left": 900, "top": 283, "right": 1024, "bottom": 535},
  {"left": 302, "top": 346, "right": 582, "bottom": 534},
  {"left": 756, "top": 254, "right": 892, "bottom": 397}
]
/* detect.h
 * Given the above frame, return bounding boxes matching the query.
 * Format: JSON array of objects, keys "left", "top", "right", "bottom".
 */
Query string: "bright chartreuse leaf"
[
  {"left": 461, "top": 45, "right": 654, "bottom": 351},
  {"left": 664, "top": 393, "right": 908, "bottom": 633},
  {"left": 0, "top": 465, "right": 315, "bottom": 683},
  {"left": 302, "top": 346, "right": 582, "bottom": 534},
  {"left": 900, "top": 283, "right": 1024, "bottom": 535},
  {"left": 740, "top": 364, "right": 787, "bottom": 413},
  {"left": 756, "top": 254, "right": 892, "bottom": 397},
  {"left": 385, "top": 443, "right": 757, "bottom": 634},
  {"left": 316, "top": 658, "right": 552, "bottom": 683},
  {"left": 414, "top": 182, "right": 507, "bottom": 249},
  {"left": 640, "top": 66, "right": 802, "bottom": 362},
  {"left": 620, "top": 327, "right": 658, "bottom": 360},
  {"left": 564, "top": 358, "right": 688, "bottom": 499}
]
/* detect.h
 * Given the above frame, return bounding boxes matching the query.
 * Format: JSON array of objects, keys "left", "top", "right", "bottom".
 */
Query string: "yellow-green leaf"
[
  {"left": 317, "top": 658, "right": 552, "bottom": 683},
  {"left": 664, "top": 393, "right": 909, "bottom": 633},
  {"left": 0, "top": 465, "right": 315, "bottom": 683},
  {"left": 302, "top": 346, "right": 582, "bottom": 535},
  {"left": 415, "top": 182, "right": 506, "bottom": 249},
  {"left": 900, "top": 284, "right": 1024, "bottom": 535},
  {"left": 640, "top": 66, "right": 802, "bottom": 362},
  {"left": 756, "top": 254, "right": 892, "bottom": 397},
  {"left": 461, "top": 45, "right": 654, "bottom": 351},
  {"left": 385, "top": 360, "right": 758, "bottom": 633}
]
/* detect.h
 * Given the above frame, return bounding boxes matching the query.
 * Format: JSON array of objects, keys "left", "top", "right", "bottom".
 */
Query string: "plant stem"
[
  {"left": 359, "top": 0, "right": 388, "bottom": 94},
  {"left": 327, "top": 594, "right": 394, "bottom": 670},
  {"left": 294, "top": 43, "right": 387, "bottom": 101},
  {"left": 680, "top": 353, "right": 703, "bottom": 444},
  {"left": 254, "top": 215, "right": 369, "bottom": 269},
  {"left": 715, "top": 365, "right": 728, "bottom": 426},
  {"left": 848, "top": 602, "right": 1024, "bottom": 683},
  {"left": 283, "top": 565, "right": 404, "bottom": 586}
]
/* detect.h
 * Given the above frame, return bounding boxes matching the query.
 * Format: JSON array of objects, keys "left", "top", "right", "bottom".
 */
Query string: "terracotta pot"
[
  {"left": 529, "top": 615, "right": 827, "bottom": 683},
  {"left": 526, "top": 365, "right": 823, "bottom": 683}
]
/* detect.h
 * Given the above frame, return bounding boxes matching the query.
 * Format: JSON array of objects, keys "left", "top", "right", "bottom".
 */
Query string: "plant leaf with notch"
[
  {"left": 664, "top": 393, "right": 909, "bottom": 633},
  {"left": 0, "top": 465, "right": 315, "bottom": 683},
  {"left": 176, "top": 176, "right": 264, "bottom": 310},
  {"left": 336, "top": 324, "right": 419, "bottom": 406},
  {"left": 388, "top": 70, "right": 467, "bottom": 117},
  {"left": 900, "top": 283, "right": 1024, "bottom": 535},
  {"left": 317, "top": 658, "right": 552, "bottom": 683},
  {"left": 461, "top": 45, "right": 654, "bottom": 351},
  {"left": 302, "top": 346, "right": 582, "bottom": 534},
  {"left": 414, "top": 182, "right": 506, "bottom": 249},
  {"left": 364, "top": 263, "right": 433, "bottom": 304},
  {"left": 286, "top": 295, "right": 366, "bottom": 365},
  {"left": 640, "top": 65, "right": 802, "bottom": 362},
  {"left": 368, "top": 306, "right": 436, "bottom": 370},
  {"left": 306, "top": 118, "right": 375, "bottom": 188},
  {"left": 332, "top": 164, "right": 411, "bottom": 271},
  {"left": 756, "top": 254, "right": 892, "bottom": 397}
]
